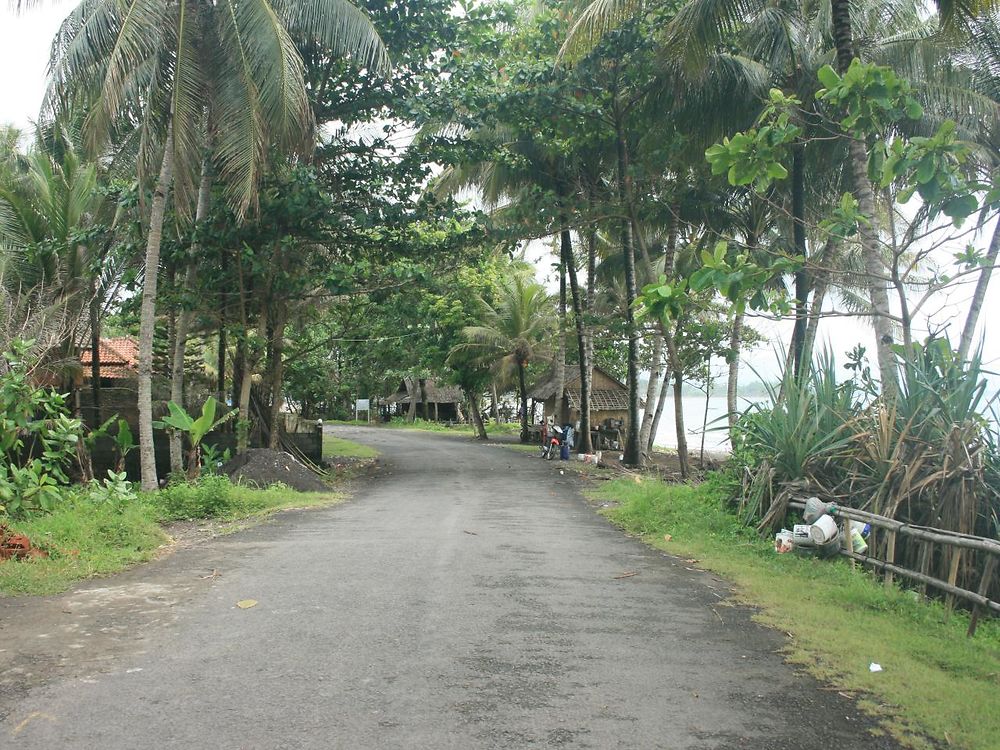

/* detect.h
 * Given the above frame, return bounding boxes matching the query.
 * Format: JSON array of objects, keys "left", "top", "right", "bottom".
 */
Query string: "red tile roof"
[{"left": 80, "top": 337, "right": 138, "bottom": 379}]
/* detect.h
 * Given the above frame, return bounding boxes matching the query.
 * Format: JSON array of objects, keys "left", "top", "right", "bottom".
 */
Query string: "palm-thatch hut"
[
  {"left": 384, "top": 378, "right": 464, "bottom": 421},
  {"left": 528, "top": 365, "right": 637, "bottom": 448}
]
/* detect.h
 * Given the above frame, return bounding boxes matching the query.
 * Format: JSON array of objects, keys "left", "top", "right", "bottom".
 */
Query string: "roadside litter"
[{"left": 774, "top": 497, "right": 870, "bottom": 558}]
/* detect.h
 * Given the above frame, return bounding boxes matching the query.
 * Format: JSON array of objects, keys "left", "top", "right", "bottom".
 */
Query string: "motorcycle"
[{"left": 540, "top": 424, "right": 564, "bottom": 460}]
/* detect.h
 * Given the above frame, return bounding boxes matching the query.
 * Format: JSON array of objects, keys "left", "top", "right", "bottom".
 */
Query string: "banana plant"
[{"left": 154, "top": 398, "right": 236, "bottom": 481}]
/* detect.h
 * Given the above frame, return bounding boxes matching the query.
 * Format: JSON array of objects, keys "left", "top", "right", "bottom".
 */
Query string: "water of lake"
[{"left": 650, "top": 395, "right": 760, "bottom": 454}]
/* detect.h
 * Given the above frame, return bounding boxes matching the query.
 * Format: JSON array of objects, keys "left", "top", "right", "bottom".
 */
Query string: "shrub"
[
  {"left": 0, "top": 339, "right": 83, "bottom": 516},
  {"left": 152, "top": 475, "right": 241, "bottom": 521}
]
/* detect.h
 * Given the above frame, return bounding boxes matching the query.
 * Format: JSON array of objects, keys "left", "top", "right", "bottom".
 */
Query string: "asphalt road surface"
[{"left": 0, "top": 427, "right": 898, "bottom": 749}]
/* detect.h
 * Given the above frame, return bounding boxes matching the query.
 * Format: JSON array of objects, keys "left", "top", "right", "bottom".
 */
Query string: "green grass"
[
  {"left": 0, "top": 477, "right": 342, "bottom": 597},
  {"left": 385, "top": 417, "right": 522, "bottom": 436},
  {"left": 591, "top": 476, "right": 1000, "bottom": 750},
  {"left": 323, "top": 434, "right": 378, "bottom": 459}
]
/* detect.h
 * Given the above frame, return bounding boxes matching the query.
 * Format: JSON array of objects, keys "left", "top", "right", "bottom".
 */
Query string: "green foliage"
[
  {"left": 154, "top": 398, "right": 237, "bottom": 480},
  {"left": 0, "top": 340, "right": 82, "bottom": 516},
  {"left": 816, "top": 61, "right": 923, "bottom": 135},
  {"left": 689, "top": 241, "right": 801, "bottom": 314},
  {"left": 819, "top": 192, "right": 870, "bottom": 242},
  {"left": 878, "top": 120, "right": 985, "bottom": 226},
  {"left": 731, "top": 341, "right": 1000, "bottom": 593},
  {"left": 152, "top": 475, "right": 244, "bottom": 521},
  {"left": 704, "top": 89, "right": 802, "bottom": 192}
]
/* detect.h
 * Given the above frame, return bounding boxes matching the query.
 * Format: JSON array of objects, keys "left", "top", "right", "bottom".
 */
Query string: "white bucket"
[{"left": 809, "top": 515, "right": 839, "bottom": 545}]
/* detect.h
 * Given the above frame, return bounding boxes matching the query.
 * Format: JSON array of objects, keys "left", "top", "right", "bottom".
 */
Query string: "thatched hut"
[
  {"left": 528, "top": 365, "right": 637, "bottom": 448},
  {"left": 384, "top": 378, "right": 464, "bottom": 422}
]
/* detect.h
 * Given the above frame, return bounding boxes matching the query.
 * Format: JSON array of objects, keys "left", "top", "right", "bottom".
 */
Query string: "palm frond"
[
  {"left": 559, "top": 0, "right": 644, "bottom": 63},
  {"left": 275, "top": 0, "right": 389, "bottom": 74}
]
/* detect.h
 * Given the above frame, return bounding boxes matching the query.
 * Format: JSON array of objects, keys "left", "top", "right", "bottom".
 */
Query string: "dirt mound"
[{"left": 222, "top": 448, "right": 330, "bottom": 492}]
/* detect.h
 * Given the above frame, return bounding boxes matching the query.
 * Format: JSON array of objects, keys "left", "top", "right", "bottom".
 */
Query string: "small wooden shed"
[
  {"left": 384, "top": 378, "right": 464, "bottom": 422},
  {"left": 529, "top": 365, "right": 638, "bottom": 446}
]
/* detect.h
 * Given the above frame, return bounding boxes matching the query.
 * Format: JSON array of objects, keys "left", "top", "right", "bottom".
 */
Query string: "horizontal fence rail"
[{"left": 787, "top": 500, "right": 1000, "bottom": 637}]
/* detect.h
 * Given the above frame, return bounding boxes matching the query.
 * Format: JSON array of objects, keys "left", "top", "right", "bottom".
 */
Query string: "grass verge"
[
  {"left": 323, "top": 434, "right": 378, "bottom": 459},
  {"left": 591, "top": 475, "right": 1000, "bottom": 750},
  {"left": 385, "top": 418, "right": 522, "bottom": 437},
  {"left": 0, "top": 476, "right": 342, "bottom": 597}
]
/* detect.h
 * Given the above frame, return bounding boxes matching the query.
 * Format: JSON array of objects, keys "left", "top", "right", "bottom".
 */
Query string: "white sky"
[
  {"left": 0, "top": 4, "right": 68, "bottom": 132},
  {"left": 3, "top": 3, "right": 999, "bottom": 386}
]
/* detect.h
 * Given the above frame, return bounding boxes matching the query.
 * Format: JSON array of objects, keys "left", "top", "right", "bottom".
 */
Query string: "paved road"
[{"left": 0, "top": 427, "right": 895, "bottom": 749}]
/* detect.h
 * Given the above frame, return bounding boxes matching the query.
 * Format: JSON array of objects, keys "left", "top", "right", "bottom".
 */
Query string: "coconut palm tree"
[
  {"left": 450, "top": 275, "right": 556, "bottom": 443},
  {"left": 0, "top": 124, "right": 109, "bottom": 383},
  {"left": 43, "top": 0, "right": 388, "bottom": 489}
]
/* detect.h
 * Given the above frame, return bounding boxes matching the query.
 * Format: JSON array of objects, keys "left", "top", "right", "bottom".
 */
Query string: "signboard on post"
[{"left": 355, "top": 398, "right": 371, "bottom": 423}]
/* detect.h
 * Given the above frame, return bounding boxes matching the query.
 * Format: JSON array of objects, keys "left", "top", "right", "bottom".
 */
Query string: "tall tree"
[{"left": 45, "top": 0, "right": 387, "bottom": 488}]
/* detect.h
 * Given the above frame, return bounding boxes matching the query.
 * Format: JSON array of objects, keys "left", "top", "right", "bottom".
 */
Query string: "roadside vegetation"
[
  {"left": 323, "top": 434, "right": 379, "bottom": 459},
  {"left": 0, "top": 476, "right": 343, "bottom": 597},
  {"left": 592, "top": 475, "right": 1000, "bottom": 750}
]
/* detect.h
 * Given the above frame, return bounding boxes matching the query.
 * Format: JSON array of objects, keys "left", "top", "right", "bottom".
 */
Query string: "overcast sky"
[{"left": 2, "top": 3, "right": 998, "bottom": 386}]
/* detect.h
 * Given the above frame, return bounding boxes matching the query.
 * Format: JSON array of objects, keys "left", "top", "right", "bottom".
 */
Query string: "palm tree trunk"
[
  {"left": 639, "top": 334, "right": 663, "bottom": 453},
  {"left": 562, "top": 226, "right": 593, "bottom": 454},
  {"left": 831, "top": 0, "right": 897, "bottom": 398},
  {"left": 217, "top": 321, "right": 226, "bottom": 405},
  {"left": 554, "top": 259, "right": 567, "bottom": 425},
  {"left": 169, "top": 155, "right": 212, "bottom": 473},
  {"left": 468, "top": 391, "right": 487, "bottom": 439},
  {"left": 672, "top": 369, "right": 689, "bottom": 479},
  {"left": 406, "top": 378, "right": 417, "bottom": 422},
  {"left": 238, "top": 354, "right": 253, "bottom": 453},
  {"left": 267, "top": 306, "right": 287, "bottom": 450},
  {"left": 491, "top": 381, "right": 500, "bottom": 423},
  {"left": 419, "top": 377, "right": 429, "bottom": 420},
  {"left": 648, "top": 359, "right": 671, "bottom": 451},
  {"left": 958, "top": 219, "right": 1000, "bottom": 360},
  {"left": 614, "top": 98, "right": 641, "bottom": 467},
  {"left": 727, "top": 310, "right": 744, "bottom": 434},
  {"left": 518, "top": 362, "right": 529, "bottom": 443},
  {"left": 791, "top": 145, "right": 809, "bottom": 380},
  {"left": 138, "top": 127, "right": 174, "bottom": 491},
  {"left": 801, "top": 279, "right": 827, "bottom": 368},
  {"left": 89, "top": 282, "right": 101, "bottom": 425}
]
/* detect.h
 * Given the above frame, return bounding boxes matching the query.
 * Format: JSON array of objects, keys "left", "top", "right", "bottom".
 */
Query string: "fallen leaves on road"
[
  {"left": 613, "top": 571, "right": 638, "bottom": 579},
  {"left": 198, "top": 569, "right": 221, "bottom": 580},
  {"left": 236, "top": 599, "right": 258, "bottom": 609},
  {"left": 663, "top": 534, "right": 672, "bottom": 542},
  {"left": 463, "top": 530, "right": 478, "bottom": 536}
]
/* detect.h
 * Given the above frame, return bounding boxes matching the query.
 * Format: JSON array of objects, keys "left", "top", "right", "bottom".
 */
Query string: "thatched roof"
[
  {"left": 529, "top": 365, "right": 636, "bottom": 411},
  {"left": 567, "top": 389, "right": 630, "bottom": 411},
  {"left": 385, "top": 378, "right": 464, "bottom": 404}
]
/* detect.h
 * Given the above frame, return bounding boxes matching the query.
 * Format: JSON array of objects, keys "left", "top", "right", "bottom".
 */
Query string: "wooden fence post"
[
  {"left": 884, "top": 530, "right": 896, "bottom": 589},
  {"left": 968, "top": 556, "right": 998, "bottom": 638},
  {"left": 946, "top": 549, "right": 962, "bottom": 611},
  {"left": 917, "top": 541, "right": 932, "bottom": 598}
]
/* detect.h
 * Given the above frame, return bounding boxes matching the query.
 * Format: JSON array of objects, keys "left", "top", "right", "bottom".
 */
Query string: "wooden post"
[
  {"left": 946, "top": 549, "right": 962, "bottom": 611},
  {"left": 968, "top": 556, "right": 998, "bottom": 638},
  {"left": 917, "top": 541, "right": 932, "bottom": 598},
  {"left": 884, "top": 530, "right": 897, "bottom": 588},
  {"left": 843, "top": 518, "right": 854, "bottom": 568}
]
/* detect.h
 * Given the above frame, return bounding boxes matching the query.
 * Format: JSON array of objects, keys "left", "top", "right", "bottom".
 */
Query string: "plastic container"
[
  {"left": 850, "top": 527, "right": 868, "bottom": 554},
  {"left": 803, "top": 497, "right": 838, "bottom": 524},
  {"left": 809, "top": 515, "right": 839, "bottom": 544},
  {"left": 792, "top": 524, "right": 814, "bottom": 547}
]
